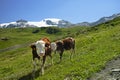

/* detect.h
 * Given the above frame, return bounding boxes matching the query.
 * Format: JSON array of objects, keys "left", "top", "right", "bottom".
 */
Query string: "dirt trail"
[
  {"left": 88, "top": 56, "right": 120, "bottom": 80},
  {"left": 0, "top": 43, "right": 30, "bottom": 53}
]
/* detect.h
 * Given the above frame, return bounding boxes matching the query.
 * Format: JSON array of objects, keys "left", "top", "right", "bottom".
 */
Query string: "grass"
[
  {"left": 34, "top": 25, "right": 120, "bottom": 80},
  {"left": 0, "top": 17, "right": 120, "bottom": 80}
]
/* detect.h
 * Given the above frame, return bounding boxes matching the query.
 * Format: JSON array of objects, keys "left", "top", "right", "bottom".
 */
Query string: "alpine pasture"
[{"left": 0, "top": 17, "right": 120, "bottom": 80}]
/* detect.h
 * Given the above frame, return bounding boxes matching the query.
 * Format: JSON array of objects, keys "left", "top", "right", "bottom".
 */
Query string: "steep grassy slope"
[
  {"left": 0, "top": 17, "right": 120, "bottom": 80},
  {"left": 35, "top": 21, "right": 120, "bottom": 80}
]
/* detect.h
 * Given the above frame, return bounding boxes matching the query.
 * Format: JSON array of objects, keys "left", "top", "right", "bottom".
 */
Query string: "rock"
[{"left": 1, "top": 37, "right": 9, "bottom": 41}]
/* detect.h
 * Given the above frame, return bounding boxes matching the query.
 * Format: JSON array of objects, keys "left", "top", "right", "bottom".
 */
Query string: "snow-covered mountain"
[
  {"left": 0, "top": 18, "right": 72, "bottom": 28},
  {"left": 0, "top": 13, "right": 120, "bottom": 28}
]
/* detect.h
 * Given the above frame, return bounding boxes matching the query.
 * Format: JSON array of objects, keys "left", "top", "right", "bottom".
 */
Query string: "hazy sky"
[{"left": 0, "top": 0, "right": 120, "bottom": 23}]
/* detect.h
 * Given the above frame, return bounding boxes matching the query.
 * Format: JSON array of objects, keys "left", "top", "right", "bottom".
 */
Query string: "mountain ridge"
[
  {"left": 77, "top": 13, "right": 120, "bottom": 26},
  {"left": 0, "top": 13, "right": 120, "bottom": 28}
]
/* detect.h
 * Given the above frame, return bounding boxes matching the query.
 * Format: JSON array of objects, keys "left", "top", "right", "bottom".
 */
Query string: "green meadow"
[{"left": 0, "top": 17, "right": 120, "bottom": 80}]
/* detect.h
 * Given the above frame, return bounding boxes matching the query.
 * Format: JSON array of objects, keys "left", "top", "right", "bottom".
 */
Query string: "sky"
[{"left": 0, "top": 0, "right": 120, "bottom": 23}]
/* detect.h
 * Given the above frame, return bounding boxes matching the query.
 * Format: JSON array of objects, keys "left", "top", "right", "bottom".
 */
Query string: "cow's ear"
[
  {"left": 30, "top": 43, "right": 35, "bottom": 48},
  {"left": 30, "top": 44, "right": 33, "bottom": 48}
]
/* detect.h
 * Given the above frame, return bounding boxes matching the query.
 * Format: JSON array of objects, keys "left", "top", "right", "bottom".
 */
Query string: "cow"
[
  {"left": 51, "top": 37, "right": 75, "bottom": 62},
  {"left": 30, "top": 37, "right": 53, "bottom": 75}
]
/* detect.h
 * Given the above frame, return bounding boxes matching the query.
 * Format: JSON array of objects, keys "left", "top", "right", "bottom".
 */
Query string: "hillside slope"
[{"left": 0, "top": 17, "right": 120, "bottom": 80}]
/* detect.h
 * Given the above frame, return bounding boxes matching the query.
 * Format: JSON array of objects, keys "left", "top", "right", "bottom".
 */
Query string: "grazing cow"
[
  {"left": 51, "top": 37, "right": 75, "bottom": 61},
  {"left": 30, "top": 37, "right": 52, "bottom": 75}
]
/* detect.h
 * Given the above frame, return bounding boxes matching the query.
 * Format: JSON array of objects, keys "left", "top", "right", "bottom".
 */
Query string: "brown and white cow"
[
  {"left": 51, "top": 37, "right": 75, "bottom": 61},
  {"left": 30, "top": 37, "right": 52, "bottom": 75}
]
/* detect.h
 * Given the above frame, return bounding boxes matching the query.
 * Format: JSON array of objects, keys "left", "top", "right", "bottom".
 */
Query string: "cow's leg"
[
  {"left": 32, "top": 58, "right": 37, "bottom": 79},
  {"left": 70, "top": 42, "right": 75, "bottom": 60},
  {"left": 70, "top": 48, "right": 75, "bottom": 60},
  {"left": 40, "top": 56, "right": 46, "bottom": 75},
  {"left": 36, "top": 56, "right": 40, "bottom": 66},
  {"left": 49, "top": 54, "right": 53, "bottom": 65},
  {"left": 33, "top": 58, "right": 37, "bottom": 71},
  {"left": 70, "top": 49, "right": 73, "bottom": 60},
  {"left": 59, "top": 50, "right": 64, "bottom": 62}
]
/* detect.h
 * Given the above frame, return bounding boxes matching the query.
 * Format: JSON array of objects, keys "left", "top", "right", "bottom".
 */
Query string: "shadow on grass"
[
  {"left": 18, "top": 69, "right": 40, "bottom": 80},
  {"left": 18, "top": 64, "right": 54, "bottom": 80}
]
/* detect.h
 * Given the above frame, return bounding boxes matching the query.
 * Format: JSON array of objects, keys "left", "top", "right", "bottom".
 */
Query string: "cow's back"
[{"left": 63, "top": 37, "right": 75, "bottom": 50}]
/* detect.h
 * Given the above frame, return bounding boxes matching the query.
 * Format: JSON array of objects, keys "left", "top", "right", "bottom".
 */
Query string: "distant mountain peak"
[
  {"left": 0, "top": 18, "right": 72, "bottom": 28},
  {"left": 41, "top": 18, "right": 61, "bottom": 26}
]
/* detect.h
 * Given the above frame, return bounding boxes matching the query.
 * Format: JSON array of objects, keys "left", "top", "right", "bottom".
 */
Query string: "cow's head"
[
  {"left": 51, "top": 42, "right": 57, "bottom": 51},
  {"left": 35, "top": 40, "right": 46, "bottom": 56},
  {"left": 56, "top": 40, "right": 64, "bottom": 51}
]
